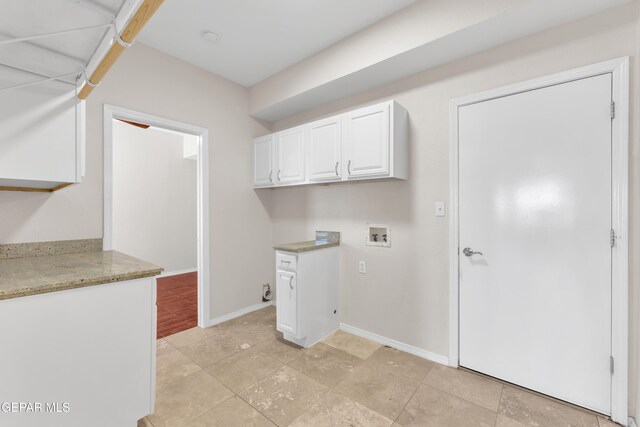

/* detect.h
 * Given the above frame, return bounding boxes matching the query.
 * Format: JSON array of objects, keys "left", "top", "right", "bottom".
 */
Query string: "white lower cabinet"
[
  {"left": 0, "top": 277, "right": 156, "bottom": 427},
  {"left": 276, "top": 270, "right": 298, "bottom": 336},
  {"left": 275, "top": 247, "right": 339, "bottom": 348}
]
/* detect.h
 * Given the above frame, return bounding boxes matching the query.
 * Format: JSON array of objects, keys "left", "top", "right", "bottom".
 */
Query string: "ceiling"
[
  {"left": 0, "top": 0, "right": 125, "bottom": 86},
  {"left": 138, "top": 0, "right": 417, "bottom": 87}
]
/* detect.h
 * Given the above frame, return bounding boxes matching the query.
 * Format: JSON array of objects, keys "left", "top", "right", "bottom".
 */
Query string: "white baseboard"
[
  {"left": 204, "top": 301, "right": 274, "bottom": 327},
  {"left": 158, "top": 268, "right": 197, "bottom": 278},
  {"left": 628, "top": 417, "right": 637, "bottom": 427},
  {"left": 339, "top": 323, "right": 449, "bottom": 366}
]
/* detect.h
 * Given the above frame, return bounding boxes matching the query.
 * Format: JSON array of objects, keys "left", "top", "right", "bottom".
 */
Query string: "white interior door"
[
  {"left": 458, "top": 74, "right": 612, "bottom": 414},
  {"left": 275, "top": 127, "right": 305, "bottom": 185}
]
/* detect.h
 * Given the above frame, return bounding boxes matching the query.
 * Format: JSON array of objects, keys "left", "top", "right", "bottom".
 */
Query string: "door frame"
[
  {"left": 448, "top": 57, "right": 629, "bottom": 424},
  {"left": 103, "top": 104, "right": 211, "bottom": 329}
]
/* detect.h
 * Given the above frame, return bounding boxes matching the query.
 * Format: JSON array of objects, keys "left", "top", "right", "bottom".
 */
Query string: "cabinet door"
[
  {"left": 253, "top": 135, "right": 274, "bottom": 187},
  {"left": 344, "top": 102, "right": 390, "bottom": 179},
  {"left": 0, "top": 76, "right": 79, "bottom": 185},
  {"left": 308, "top": 116, "right": 342, "bottom": 182},
  {"left": 275, "top": 127, "right": 305, "bottom": 185},
  {"left": 276, "top": 270, "right": 298, "bottom": 336}
]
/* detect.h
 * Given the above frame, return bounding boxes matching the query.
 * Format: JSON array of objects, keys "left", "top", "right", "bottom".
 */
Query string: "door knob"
[{"left": 463, "top": 247, "right": 483, "bottom": 257}]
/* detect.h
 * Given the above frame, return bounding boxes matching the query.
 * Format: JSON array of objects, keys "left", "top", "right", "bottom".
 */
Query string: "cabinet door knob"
[
  {"left": 288, "top": 276, "right": 294, "bottom": 290},
  {"left": 335, "top": 161, "right": 339, "bottom": 176},
  {"left": 269, "top": 171, "right": 273, "bottom": 183},
  {"left": 277, "top": 169, "right": 281, "bottom": 182},
  {"left": 347, "top": 160, "right": 351, "bottom": 175}
]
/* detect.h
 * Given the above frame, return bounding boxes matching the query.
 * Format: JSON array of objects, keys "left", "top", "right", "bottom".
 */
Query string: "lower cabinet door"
[{"left": 276, "top": 270, "right": 298, "bottom": 337}]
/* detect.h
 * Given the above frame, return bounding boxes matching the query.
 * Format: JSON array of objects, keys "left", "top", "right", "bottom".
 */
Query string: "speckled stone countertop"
[
  {"left": 0, "top": 250, "right": 163, "bottom": 301},
  {"left": 274, "top": 231, "right": 340, "bottom": 253},
  {"left": 0, "top": 238, "right": 103, "bottom": 259}
]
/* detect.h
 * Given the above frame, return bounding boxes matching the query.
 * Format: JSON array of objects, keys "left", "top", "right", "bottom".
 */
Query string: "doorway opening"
[{"left": 103, "top": 105, "right": 210, "bottom": 336}]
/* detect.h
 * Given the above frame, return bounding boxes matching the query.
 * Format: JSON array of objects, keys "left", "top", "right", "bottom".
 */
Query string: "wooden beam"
[
  {"left": 50, "top": 183, "right": 74, "bottom": 192},
  {"left": 116, "top": 118, "right": 150, "bottom": 129},
  {"left": 0, "top": 186, "right": 51, "bottom": 193},
  {"left": 0, "top": 183, "right": 73, "bottom": 193},
  {"left": 78, "top": 0, "right": 164, "bottom": 100}
]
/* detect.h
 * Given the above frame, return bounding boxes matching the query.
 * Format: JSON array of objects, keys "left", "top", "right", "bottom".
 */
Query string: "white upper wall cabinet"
[
  {"left": 253, "top": 135, "right": 274, "bottom": 187},
  {"left": 0, "top": 77, "right": 85, "bottom": 191},
  {"left": 344, "top": 102, "right": 390, "bottom": 179},
  {"left": 253, "top": 100, "right": 408, "bottom": 189},
  {"left": 275, "top": 126, "right": 306, "bottom": 185},
  {"left": 308, "top": 116, "right": 342, "bottom": 182}
]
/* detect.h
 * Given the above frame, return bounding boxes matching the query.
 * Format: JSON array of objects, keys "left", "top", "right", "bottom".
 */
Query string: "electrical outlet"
[
  {"left": 359, "top": 261, "right": 366, "bottom": 274},
  {"left": 435, "top": 201, "right": 445, "bottom": 217}
]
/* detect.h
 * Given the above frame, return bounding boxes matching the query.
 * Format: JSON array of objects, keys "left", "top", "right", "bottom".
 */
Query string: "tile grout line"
[
  {"left": 420, "top": 378, "right": 503, "bottom": 415},
  {"left": 308, "top": 341, "right": 418, "bottom": 424},
  {"left": 494, "top": 384, "right": 505, "bottom": 427},
  {"left": 461, "top": 367, "right": 605, "bottom": 419},
  {"left": 392, "top": 364, "right": 433, "bottom": 424},
  {"left": 186, "top": 392, "right": 237, "bottom": 425}
]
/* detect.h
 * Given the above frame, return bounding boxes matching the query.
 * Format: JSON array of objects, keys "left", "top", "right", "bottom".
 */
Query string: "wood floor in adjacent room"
[
  {"left": 156, "top": 272, "right": 198, "bottom": 339},
  {"left": 139, "top": 306, "right": 618, "bottom": 426}
]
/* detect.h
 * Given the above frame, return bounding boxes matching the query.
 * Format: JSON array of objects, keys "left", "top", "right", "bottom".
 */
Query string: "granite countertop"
[
  {"left": 0, "top": 250, "right": 163, "bottom": 301},
  {"left": 274, "top": 231, "right": 340, "bottom": 253},
  {"left": 273, "top": 239, "right": 340, "bottom": 253}
]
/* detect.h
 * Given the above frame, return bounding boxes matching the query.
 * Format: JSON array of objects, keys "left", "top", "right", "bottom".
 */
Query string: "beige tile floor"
[{"left": 139, "top": 306, "right": 619, "bottom": 427}]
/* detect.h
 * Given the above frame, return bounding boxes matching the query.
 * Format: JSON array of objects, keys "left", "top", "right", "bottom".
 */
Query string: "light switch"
[
  {"left": 435, "top": 201, "right": 445, "bottom": 217},
  {"left": 359, "top": 261, "right": 366, "bottom": 274}
]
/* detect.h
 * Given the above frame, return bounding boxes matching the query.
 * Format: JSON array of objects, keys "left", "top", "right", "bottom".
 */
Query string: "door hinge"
[
  {"left": 611, "top": 101, "right": 615, "bottom": 119},
  {"left": 610, "top": 356, "right": 615, "bottom": 374},
  {"left": 610, "top": 229, "right": 617, "bottom": 247}
]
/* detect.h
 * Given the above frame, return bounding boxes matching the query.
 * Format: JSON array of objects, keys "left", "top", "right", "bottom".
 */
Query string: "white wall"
[
  {"left": 0, "top": 43, "right": 274, "bottom": 320},
  {"left": 268, "top": 1, "right": 640, "bottom": 419},
  {"left": 111, "top": 121, "right": 197, "bottom": 272}
]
